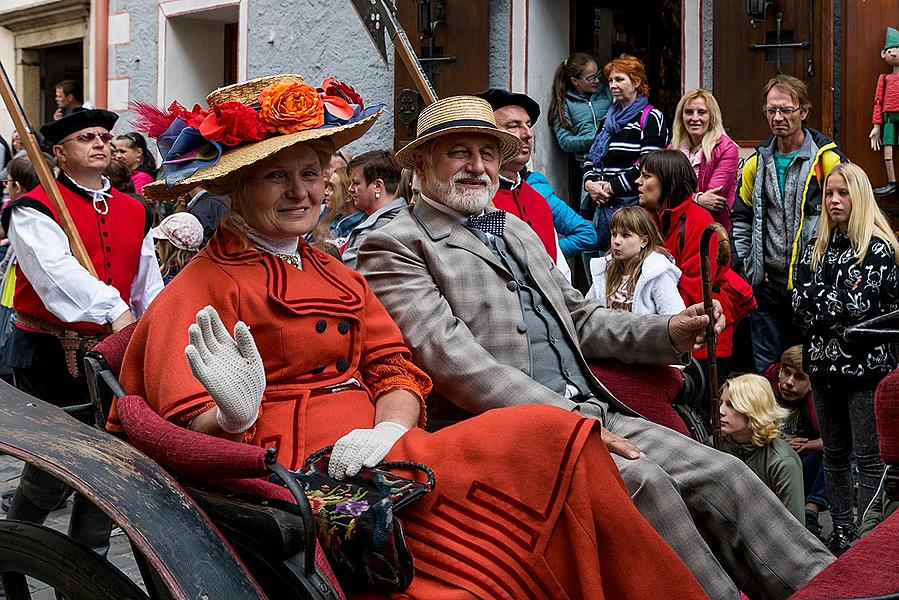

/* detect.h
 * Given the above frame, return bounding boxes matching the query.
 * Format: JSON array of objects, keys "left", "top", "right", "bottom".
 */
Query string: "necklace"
[
  {"left": 275, "top": 253, "right": 301, "bottom": 269},
  {"left": 247, "top": 227, "right": 302, "bottom": 270}
]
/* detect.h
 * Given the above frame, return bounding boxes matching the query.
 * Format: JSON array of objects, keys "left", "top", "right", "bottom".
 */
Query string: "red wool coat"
[
  {"left": 656, "top": 198, "right": 754, "bottom": 358},
  {"left": 109, "top": 227, "right": 705, "bottom": 600}
]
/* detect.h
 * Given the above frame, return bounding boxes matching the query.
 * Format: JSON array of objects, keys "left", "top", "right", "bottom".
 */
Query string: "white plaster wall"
[
  {"left": 526, "top": 0, "right": 570, "bottom": 200},
  {"left": 683, "top": 0, "right": 701, "bottom": 92},
  {"left": 163, "top": 18, "right": 225, "bottom": 108},
  {"left": 0, "top": 26, "right": 14, "bottom": 141}
]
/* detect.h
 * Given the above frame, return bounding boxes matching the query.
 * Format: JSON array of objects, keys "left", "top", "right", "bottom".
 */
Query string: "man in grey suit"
[{"left": 358, "top": 96, "right": 832, "bottom": 600}]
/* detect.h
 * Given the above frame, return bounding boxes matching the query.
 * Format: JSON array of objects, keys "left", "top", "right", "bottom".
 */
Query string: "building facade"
[{"left": 2, "top": 1, "right": 897, "bottom": 210}]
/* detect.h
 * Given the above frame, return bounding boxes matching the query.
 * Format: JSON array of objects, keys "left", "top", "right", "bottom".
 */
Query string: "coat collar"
[{"left": 203, "top": 226, "right": 365, "bottom": 315}]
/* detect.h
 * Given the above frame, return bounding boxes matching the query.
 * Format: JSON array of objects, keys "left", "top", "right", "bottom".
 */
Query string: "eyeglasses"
[
  {"left": 761, "top": 106, "right": 801, "bottom": 117},
  {"left": 580, "top": 73, "right": 600, "bottom": 83},
  {"left": 59, "top": 131, "right": 114, "bottom": 145}
]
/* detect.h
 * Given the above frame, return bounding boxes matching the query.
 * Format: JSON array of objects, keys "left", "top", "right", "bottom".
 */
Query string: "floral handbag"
[{"left": 279, "top": 446, "right": 436, "bottom": 592}]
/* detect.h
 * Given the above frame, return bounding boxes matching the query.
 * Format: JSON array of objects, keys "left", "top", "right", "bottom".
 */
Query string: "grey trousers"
[{"left": 605, "top": 411, "right": 834, "bottom": 600}]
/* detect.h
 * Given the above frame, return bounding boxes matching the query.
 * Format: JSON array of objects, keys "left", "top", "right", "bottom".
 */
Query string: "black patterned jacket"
[{"left": 793, "top": 230, "right": 899, "bottom": 383}]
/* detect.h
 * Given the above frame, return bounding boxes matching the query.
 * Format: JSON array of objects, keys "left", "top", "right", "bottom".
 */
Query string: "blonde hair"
[
  {"left": 671, "top": 88, "right": 726, "bottom": 162},
  {"left": 314, "top": 166, "right": 351, "bottom": 243},
  {"left": 811, "top": 163, "right": 899, "bottom": 271},
  {"left": 155, "top": 239, "right": 198, "bottom": 281},
  {"left": 723, "top": 374, "right": 790, "bottom": 446},
  {"left": 605, "top": 207, "right": 667, "bottom": 310}
]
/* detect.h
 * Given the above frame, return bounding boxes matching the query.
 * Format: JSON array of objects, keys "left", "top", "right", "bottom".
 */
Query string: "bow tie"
[{"left": 467, "top": 211, "right": 506, "bottom": 237}]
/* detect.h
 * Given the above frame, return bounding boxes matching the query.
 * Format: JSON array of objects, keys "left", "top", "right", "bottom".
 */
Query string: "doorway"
[
  {"left": 570, "top": 0, "right": 683, "bottom": 125},
  {"left": 39, "top": 41, "right": 83, "bottom": 125}
]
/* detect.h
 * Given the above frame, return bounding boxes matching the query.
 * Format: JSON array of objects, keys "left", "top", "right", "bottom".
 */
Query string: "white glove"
[
  {"left": 328, "top": 421, "right": 408, "bottom": 479},
  {"left": 185, "top": 306, "right": 266, "bottom": 434}
]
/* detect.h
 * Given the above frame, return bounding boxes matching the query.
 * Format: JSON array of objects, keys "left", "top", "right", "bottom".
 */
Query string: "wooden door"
[
  {"left": 842, "top": 1, "right": 899, "bottom": 202},
  {"left": 713, "top": 1, "right": 829, "bottom": 147},
  {"left": 392, "top": 0, "right": 489, "bottom": 149}
]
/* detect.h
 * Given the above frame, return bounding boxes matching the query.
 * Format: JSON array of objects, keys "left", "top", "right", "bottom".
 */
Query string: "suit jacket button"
[
  {"left": 336, "top": 358, "right": 350, "bottom": 372},
  {"left": 507, "top": 280, "right": 518, "bottom": 291},
  {"left": 337, "top": 320, "right": 350, "bottom": 334},
  {"left": 516, "top": 322, "right": 528, "bottom": 333},
  {"left": 315, "top": 319, "right": 327, "bottom": 333}
]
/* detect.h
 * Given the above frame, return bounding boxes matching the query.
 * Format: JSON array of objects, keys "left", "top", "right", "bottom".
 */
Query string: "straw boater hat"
[
  {"left": 394, "top": 96, "right": 523, "bottom": 169},
  {"left": 140, "top": 74, "right": 382, "bottom": 201}
]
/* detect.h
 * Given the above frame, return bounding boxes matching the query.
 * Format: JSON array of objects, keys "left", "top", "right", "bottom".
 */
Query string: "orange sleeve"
[{"left": 363, "top": 352, "right": 432, "bottom": 429}]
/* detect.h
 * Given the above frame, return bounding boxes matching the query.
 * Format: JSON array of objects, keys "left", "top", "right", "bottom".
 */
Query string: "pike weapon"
[
  {"left": 0, "top": 60, "right": 98, "bottom": 278},
  {"left": 350, "top": 0, "right": 439, "bottom": 104}
]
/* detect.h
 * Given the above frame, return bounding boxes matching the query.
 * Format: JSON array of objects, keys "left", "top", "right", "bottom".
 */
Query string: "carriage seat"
[
  {"left": 789, "top": 365, "right": 899, "bottom": 599},
  {"left": 87, "top": 325, "right": 348, "bottom": 600}
]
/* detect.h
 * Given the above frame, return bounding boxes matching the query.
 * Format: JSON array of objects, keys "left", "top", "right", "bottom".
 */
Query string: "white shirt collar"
[
  {"left": 420, "top": 192, "right": 473, "bottom": 223},
  {"left": 247, "top": 227, "right": 301, "bottom": 259}
]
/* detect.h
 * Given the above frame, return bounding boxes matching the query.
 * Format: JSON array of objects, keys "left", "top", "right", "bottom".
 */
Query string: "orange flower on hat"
[{"left": 258, "top": 80, "right": 325, "bottom": 134}]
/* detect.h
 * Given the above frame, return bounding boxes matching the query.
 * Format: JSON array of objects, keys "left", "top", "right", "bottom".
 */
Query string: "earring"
[{"left": 375, "top": 191, "right": 381, "bottom": 200}]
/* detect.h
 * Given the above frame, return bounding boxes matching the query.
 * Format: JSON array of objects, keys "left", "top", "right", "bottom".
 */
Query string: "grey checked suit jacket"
[{"left": 358, "top": 199, "right": 683, "bottom": 428}]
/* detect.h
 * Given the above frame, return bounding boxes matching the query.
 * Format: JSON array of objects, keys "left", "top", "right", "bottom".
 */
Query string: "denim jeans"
[
  {"left": 750, "top": 278, "right": 798, "bottom": 372},
  {"left": 801, "top": 451, "right": 829, "bottom": 510},
  {"left": 811, "top": 381, "right": 885, "bottom": 528}
]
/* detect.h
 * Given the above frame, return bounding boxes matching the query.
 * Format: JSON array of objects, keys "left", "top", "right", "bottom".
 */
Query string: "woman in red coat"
[
  {"left": 636, "top": 149, "right": 754, "bottom": 370},
  {"left": 108, "top": 76, "right": 707, "bottom": 600}
]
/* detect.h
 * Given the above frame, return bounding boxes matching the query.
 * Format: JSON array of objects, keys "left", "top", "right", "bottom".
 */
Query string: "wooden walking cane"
[
  {"left": 700, "top": 223, "right": 730, "bottom": 450},
  {"left": 350, "top": 0, "right": 439, "bottom": 105},
  {"left": 0, "top": 59, "right": 98, "bottom": 278}
]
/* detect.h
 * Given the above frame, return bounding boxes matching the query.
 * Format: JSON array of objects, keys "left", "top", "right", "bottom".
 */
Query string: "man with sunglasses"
[
  {"left": 732, "top": 75, "right": 847, "bottom": 372},
  {"left": 1, "top": 108, "right": 163, "bottom": 553}
]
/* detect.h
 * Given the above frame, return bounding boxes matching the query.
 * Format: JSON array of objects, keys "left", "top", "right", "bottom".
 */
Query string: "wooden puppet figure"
[{"left": 871, "top": 26, "right": 899, "bottom": 197}]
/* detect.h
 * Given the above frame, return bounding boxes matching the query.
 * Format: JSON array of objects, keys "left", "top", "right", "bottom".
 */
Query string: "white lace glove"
[
  {"left": 185, "top": 306, "right": 266, "bottom": 434},
  {"left": 328, "top": 421, "right": 408, "bottom": 479}
]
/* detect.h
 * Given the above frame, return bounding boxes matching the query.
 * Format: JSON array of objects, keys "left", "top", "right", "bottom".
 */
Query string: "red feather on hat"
[{"left": 128, "top": 101, "right": 177, "bottom": 138}]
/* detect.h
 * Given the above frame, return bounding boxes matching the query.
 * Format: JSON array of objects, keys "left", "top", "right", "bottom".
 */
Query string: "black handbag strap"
[{"left": 305, "top": 445, "right": 437, "bottom": 491}]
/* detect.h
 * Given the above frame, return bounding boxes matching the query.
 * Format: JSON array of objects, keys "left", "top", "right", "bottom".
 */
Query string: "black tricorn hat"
[
  {"left": 475, "top": 88, "right": 541, "bottom": 125},
  {"left": 40, "top": 108, "right": 119, "bottom": 145}
]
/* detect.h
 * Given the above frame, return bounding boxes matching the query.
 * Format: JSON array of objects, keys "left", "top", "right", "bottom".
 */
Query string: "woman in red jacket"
[{"left": 636, "top": 149, "right": 754, "bottom": 375}]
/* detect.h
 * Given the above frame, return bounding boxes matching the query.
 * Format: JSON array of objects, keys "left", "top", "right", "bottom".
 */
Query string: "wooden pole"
[
  {"left": 0, "top": 59, "right": 98, "bottom": 278},
  {"left": 700, "top": 223, "right": 730, "bottom": 449}
]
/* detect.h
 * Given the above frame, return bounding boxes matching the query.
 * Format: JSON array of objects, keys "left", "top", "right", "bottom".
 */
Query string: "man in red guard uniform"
[
  {"left": 1, "top": 108, "right": 163, "bottom": 554},
  {"left": 476, "top": 89, "right": 561, "bottom": 265}
]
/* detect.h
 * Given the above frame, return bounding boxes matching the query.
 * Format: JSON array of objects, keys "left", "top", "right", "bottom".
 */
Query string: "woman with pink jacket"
[{"left": 670, "top": 88, "right": 740, "bottom": 232}]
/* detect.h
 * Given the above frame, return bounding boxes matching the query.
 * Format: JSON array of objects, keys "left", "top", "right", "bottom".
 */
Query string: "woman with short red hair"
[{"left": 582, "top": 54, "right": 667, "bottom": 279}]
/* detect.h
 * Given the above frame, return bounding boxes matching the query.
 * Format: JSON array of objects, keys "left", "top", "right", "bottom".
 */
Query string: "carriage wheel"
[{"left": 0, "top": 520, "right": 149, "bottom": 600}]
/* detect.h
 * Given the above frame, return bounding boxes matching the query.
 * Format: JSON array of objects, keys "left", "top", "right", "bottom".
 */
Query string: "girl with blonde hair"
[
  {"left": 793, "top": 162, "right": 899, "bottom": 553},
  {"left": 669, "top": 89, "right": 740, "bottom": 231},
  {"left": 585, "top": 206, "right": 684, "bottom": 316},
  {"left": 720, "top": 373, "right": 804, "bottom": 522}
]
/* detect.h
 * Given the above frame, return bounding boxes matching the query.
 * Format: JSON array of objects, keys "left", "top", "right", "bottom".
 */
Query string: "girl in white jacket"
[{"left": 586, "top": 206, "right": 685, "bottom": 315}]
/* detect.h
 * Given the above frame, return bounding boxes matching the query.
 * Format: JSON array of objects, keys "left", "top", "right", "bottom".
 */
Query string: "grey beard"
[{"left": 426, "top": 172, "right": 498, "bottom": 215}]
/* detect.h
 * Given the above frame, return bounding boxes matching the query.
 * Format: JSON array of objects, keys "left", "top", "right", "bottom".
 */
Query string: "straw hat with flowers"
[
  {"left": 134, "top": 74, "right": 383, "bottom": 201},
  {"left": 394, "top": 95, "right": 522, "bottom": 169}
]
